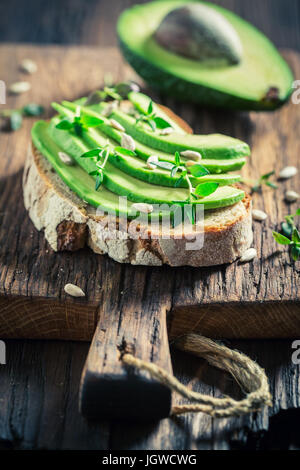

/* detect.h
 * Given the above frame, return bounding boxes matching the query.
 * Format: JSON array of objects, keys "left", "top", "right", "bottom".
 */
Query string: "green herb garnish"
[
  {"left": 56, "top": 106, "right": 104, "bottom": 136},
  {"left": 135, "top": 99, "right": 171, "bottom": 132},
  {"left": 243, "top": 171, "right": 278, "bottom": 193},
  {"left": 150, "top": 151, "right": 218, "bottom": 224},
  {"left": 273, "top": 208, "right": 300, "bottom": 261},
  {"left": 80, "top": 145, "right": 136, "bottom": 191}
]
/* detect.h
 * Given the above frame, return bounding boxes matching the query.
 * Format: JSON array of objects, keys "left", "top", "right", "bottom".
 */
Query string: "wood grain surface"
[
  {"left": 0, "top": 44, "right": 299, "bottom": 341},
  {"left": 0, "top": 0, "right": 300, "bottom": 447}
]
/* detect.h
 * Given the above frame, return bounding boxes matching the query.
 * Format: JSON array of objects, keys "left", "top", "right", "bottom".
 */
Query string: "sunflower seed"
[
  {"left": 239, "top": 248, "right": 257, "bottom": 263},
  {"left": 160, "top": 127, "right": 173, "bottom": 135},
  {"left": 279, "top": 166, "right": 298, "bottom": 180},
  {"left": 132, "top": 203, "right": 154, "bottom": 214},
  {"left": 102, "top": 101, "right": 118, "bottom": 117},
  {"left": 180, "top": 150, "right": 202, "bottom": 161},
  {"left": 252, "top": 209, "right": 268, "bottom": 221},
  {"left": 20, "top": 59, "right": 37, "bottom": 74},
  {"left": 58, "top": 152, "right": 74, "bottom": 166},
  {"left": 121, "top": 133, "right": 136, "bottom": 152},
  {"left": 9, "top": 81, "right": 31, "bottom": 94},
  {"left": 285, "top": 190, "right": 300, "bottom": 202},
  {"left": 147, "top": 155, "right": 159, "bottom": 170},
  {"left": 64, "top": 283, "right": 85, "bottom": 297},
  {"left": 110, "top": 119, "right": 125, "bottom": 132}
]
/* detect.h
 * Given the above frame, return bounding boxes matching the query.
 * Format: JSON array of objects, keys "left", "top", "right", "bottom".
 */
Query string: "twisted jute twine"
[{"left": 121, "top": 334, "right": 272, "bottom": 418}]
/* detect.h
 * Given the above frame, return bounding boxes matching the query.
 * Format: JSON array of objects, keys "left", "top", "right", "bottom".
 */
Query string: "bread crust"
[{"left": 23, "top": 143, "right": 253, "bottom": 267}]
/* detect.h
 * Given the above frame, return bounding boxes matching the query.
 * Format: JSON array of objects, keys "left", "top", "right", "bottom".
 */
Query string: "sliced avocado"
[
  {"left": 31, "top": 121, "right": 137, "bottom": 217},
  {"left": 47, "top": 119, "right": 245, "bottom": 209},
  {"left": 57, "top": 101, "right": 247, "bottom": 172},
  {"left": 117, "top": 0, "right": 294, "bottom": 110},
  {"left": 62, "top": 99, "right": 249, "bottom": 159},
  {"left": 108, "top": 107, "right": 250, "bottom": 158}
]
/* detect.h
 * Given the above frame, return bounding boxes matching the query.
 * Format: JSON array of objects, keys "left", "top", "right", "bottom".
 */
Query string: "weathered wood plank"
[{"left": 0, "top": 45, "right": 299, "bottom": 341}]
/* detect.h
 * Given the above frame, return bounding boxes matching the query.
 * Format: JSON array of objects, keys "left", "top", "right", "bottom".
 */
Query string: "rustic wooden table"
[{"left": 0, "top": 0, "right": 300, "bottom": 450}]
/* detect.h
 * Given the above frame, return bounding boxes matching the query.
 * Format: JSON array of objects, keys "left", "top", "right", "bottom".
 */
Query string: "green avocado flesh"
[
  {"left": 31, "top": 92, "right": 248, "bottom": 218},
  {"left": 117, "top": 1, "right": 294, "bottom": 110}
]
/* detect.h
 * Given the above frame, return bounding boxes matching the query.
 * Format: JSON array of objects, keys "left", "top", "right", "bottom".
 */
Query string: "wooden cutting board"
[
  {"left": 0, "top": 44, "right": 299, "bottom": 419},
  {"left": 0, "top": 43, "right": 300, "bottom": 340}
]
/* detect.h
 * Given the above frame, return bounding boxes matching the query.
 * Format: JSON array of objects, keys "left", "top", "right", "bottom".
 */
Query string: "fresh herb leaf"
[
  {"left": 171, "top": 166, "right": 179, "bottom": 178},
  {"left": 261, "top": 171, "right": 275, "bottom": 180},
  {"left": 272, "top": 232, "right": 292, "bottom": 245},
  {"left": 95, "top": 172, "right": 103, "bottom": 190},
  {"left": 281, "top": 222, "right": 293, "bottom": 238},
  {"left": 114, "top": 146, "right": 136, "bottom": 157},
  {"left": 292, "top": 228, "right": 300, "bottom": 244},
  {"left": 189, "top": 164, "right": 210, "bottom": 178},
  {"left": 56, "top": 119, "right": 73, "bottom": 130},
  {"left": 153, "top": 116, "right": 172, "bottom": 129},
  {"left": 89, "top": 170, "right": 100, "bottom": 176},
  {"left": 291, "top": 245, "right": 300, "bottom": 261},
  {"left": 81, "top": 115, "right": 104, "bottom": 127},
  {"left": 81, "top": 148, "right": 102, "bottom": 159},
  {"left": 147, "top": 100, "right": 153, "bottom": 115},
  {"left": 194, "top": 182, "right": 219, "bottom": 198},
  {"left": 175, "top": 151, "right": 181, "bottom": 167},
  {"left": 265, "top": 181, "right": 278, "bottom": 189},
  {"left": 175, "top": 175, "right": 186, "bottom": 188}
]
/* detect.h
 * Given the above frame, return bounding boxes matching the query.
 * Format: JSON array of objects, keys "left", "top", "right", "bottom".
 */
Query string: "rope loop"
[{"left": 121, "top": 334, "right": 272, "bottom": 418}]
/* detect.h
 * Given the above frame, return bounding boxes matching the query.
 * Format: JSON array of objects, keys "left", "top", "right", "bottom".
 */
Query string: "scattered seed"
[
  {"left": 279, "top": 166, "right": 298, "bottom": 180},
  {"left": 9, "top": 81, "right": 31, "bottom": 94},
  {"left": 160, "top": 127, "right": 173, "bottom": 136},
  {"left": 147, "top": 155, "right": 159, "bottom": 170},
  {"left": 58, "top": 152, "right": 74, "bottom": 166},
  {"left": 102, "top": 101, "right": 118, "bottom": 117},
  {"left": 64, "top": 283, "right": 85, "bottom": 297},
  {"left": 132, "top": 203, "right": 154, "bottom": 214},
  {"left": 285, "top": 190, "right": 300, "bottom": 203},
  {"left": 110, "top": 119, "right": 125, "bottom": 132},
  {"left": 121, "top": 133, "right": 136, "bottom": 152},
  {"left": 239, "top": 248, "right": 257, "bottom": 263},
  {"left": 180, "top": 150, "right": 202, "bottom": 161},
  {"left": 20, "top": 59, "right": 37, "bottom": 74},
  {"left": 252, "top": 209, "right": 268, "bottom": 221}
]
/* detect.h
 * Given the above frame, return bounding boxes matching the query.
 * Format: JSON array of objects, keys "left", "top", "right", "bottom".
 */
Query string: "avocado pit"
[{"left": 154, "top": 4, "right": 243, "bottom": 66}]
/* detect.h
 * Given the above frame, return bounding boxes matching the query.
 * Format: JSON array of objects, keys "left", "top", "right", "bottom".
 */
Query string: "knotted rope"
[{"left": 121, "top": 334, "right": 272, "bottom": 418}]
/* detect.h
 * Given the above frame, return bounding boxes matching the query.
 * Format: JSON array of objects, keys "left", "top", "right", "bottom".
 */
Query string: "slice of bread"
[{"left": 23, "top": 106, "right": 253, "bottom": 267}]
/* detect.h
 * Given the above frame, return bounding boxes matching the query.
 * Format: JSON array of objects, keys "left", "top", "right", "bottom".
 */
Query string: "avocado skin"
[{"left": 119, "top": 38, "right": 292, "bottom": 111}]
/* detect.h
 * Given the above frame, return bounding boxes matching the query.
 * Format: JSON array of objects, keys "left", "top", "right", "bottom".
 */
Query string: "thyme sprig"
[
  {"left": 273, "top": 208, "right": 300, "bottom": 261},
  {"left": 150, "top": 151, "right": 219, "bottom": 224},
  {"left": 243, "top": 171, "right": 278, "bottom": 193},
  {"left": 80, "top": 145, "right": 136, "bottom": 191},
  {"left": 135, "top": 100, "right": 172, "bottom": 132},
  {"left": 56, "top": 106, "right": 104, "bottom": 137}
]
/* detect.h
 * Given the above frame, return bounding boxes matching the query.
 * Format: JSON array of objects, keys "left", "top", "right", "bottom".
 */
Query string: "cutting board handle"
[{"left": 79, "top": 302, "right": 172, "bottom": 421}]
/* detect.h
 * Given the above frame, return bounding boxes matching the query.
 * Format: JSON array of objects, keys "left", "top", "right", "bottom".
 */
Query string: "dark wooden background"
[{"left": 0, "top": 0, "right": 300, "bottom": 450}]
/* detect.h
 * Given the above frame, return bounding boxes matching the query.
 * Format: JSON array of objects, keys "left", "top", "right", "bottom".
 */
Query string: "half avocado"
[{"left": 117, "top": 0, "right": 294, "bottom": 110}]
